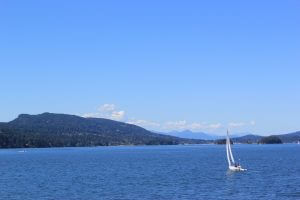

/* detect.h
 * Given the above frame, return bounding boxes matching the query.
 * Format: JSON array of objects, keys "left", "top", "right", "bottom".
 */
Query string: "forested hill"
[
  {"left": 0, "top": 113, "right": 205, "bottom": 148},
  {"left": 276, "top": 131, "right": 300, "bottom": 143},
  {"left": 230, "top": 132, "right": 300, "bottom": 144}
]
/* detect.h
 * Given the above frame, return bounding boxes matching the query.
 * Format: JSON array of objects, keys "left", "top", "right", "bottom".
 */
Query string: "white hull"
[{"left": 229, "top": 165, "right": 246, "bottom": 171}]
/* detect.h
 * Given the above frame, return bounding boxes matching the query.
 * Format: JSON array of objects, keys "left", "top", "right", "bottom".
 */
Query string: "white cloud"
[
  {"left": 208, "top": 123, "right": 222, "bottom": 129},
  {"left": 82, "top": 113, "right": 99, "bottom": 118},
  {"left": 160, "top": 120, "right": 222, "bottom": 131},
  {"left": 189, "top": 122, "right": 204, "bottom": 130},
  {"left": 127, "top": 119, "right": 161, "bottom": 128},
  {"left": 83, "top": 104, "right": 223, "bottom": 132},
  {"left": 82, "top": 104, "right": 126, "bottom": 121},
  {"left": 111, "top": 110, "right": 125, "bottom": 121},
  {"left": 127, "top": 119, "right": 221, "bottom": 132},
  {"left": 164, "top": 120, "right": 188, "bottom": 130},
  {"left": 83, "top": 104, "right": 258, "bottom": 133}
]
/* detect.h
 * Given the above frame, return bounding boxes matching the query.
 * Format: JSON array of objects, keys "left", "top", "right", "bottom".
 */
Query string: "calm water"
[{"left": 0, "top": 144, "right": 299, "bottom": 200}]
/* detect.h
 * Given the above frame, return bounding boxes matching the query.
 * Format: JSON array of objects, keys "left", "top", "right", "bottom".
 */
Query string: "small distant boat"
[{"left": 226, "top": 130, "right": 246, "bottom": 171}]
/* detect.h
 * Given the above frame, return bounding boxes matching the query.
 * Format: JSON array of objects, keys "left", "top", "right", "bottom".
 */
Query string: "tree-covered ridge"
[
  {"left": 226, "top": 132, "right": 300, "bottom": 144},
  {"left": 215, "top": 132, "right": 300, "bottom": 144},
  {"left": 0, "top": 113, "right": 205, "bottom": 148},
  {"left": 259, "top": 136, "right": 283, "bottom": 144},
  {"left": 277, "top": 131, "right": 300, "bottom": 143}
]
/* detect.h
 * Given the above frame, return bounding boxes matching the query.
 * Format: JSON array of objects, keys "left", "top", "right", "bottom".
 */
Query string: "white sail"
[
  {"left": 227, "top": 130, "right": 235, "bottom": 164},
  {"left": 226, "top": 136, "right": 231, "bottom": 167}
]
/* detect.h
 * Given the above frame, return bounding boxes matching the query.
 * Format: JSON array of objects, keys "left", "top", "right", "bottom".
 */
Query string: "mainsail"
[
  {"left": 226, "top": 135, "right": 231, "bottom": 167},
  {"left": 226, "top": 130, "right": 235, "bottom": 166}
]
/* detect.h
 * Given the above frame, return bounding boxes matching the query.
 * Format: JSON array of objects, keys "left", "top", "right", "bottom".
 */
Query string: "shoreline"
[{"left": 0, "top": 142, "right": 298, "bottom": 150}]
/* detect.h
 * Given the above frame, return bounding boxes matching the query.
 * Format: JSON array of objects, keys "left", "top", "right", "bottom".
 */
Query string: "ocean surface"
[{"left": 0, "top": 144, "right": 299, "bottom": 200}]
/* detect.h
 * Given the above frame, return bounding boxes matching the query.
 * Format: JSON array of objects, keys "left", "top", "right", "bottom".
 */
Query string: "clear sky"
[{"left": 1, "top": 0, "right": 299, "bottom": 135}]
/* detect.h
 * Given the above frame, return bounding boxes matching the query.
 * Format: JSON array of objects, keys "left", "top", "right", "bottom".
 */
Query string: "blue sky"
[{"left": 0, "top": 1, "right": 299, "bottom": 135}]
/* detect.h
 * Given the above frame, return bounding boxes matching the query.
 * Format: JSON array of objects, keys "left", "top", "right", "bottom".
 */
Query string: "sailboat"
[{"left": 226, "top": 130, "right": 246, "bottom": 171}]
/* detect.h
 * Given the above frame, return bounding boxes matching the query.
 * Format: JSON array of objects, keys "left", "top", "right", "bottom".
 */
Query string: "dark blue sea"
[{"left": 0, "top": 144, "right": 299, "bottom": 200}]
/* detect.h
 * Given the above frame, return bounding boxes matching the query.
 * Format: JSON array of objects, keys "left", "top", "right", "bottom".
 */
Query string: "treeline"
[
  {"left": 259, "top": 136, "right": 283, "bottom": 144},
  {"left": 0, "top": 130, "right": 181, "bottom": 148},
  {"left": 215, "top": 135, "right": 283, "bottom": 144}
]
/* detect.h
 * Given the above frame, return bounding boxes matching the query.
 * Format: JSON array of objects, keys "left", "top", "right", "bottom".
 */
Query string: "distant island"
[
  {"left": 216, "top": 134, "right": 295, "bottom": 145},
  {"left": 259, "top": 136, "right": 283, "bottom": 144},
  {"left": 231, "top": 132, "right": 299, "bottom": 144},
  {"left": 0, "top": 113, "right": 299, "bottom": 148}
]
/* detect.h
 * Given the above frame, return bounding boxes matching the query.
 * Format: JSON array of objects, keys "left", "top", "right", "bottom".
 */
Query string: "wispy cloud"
[
  {"left": 83, "top": 104, "right": 255, "bottom": 133},
  {"left": 127, "top": 119, "right": 161, "bottom": 128},
  {"left": 82, "top": 104, "right": 126, "bottom": 121},
  {"left": 163, "top": 121, "right": 222, "bottom": 131},
  {"left": 128, "top": 119, "right": 222, "bottom": 132}
]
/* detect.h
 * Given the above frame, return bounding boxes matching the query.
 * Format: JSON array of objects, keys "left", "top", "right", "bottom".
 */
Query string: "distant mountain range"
[
  {"left": 157, "top": 130, "right": 218, "bottom": 140},
  {"left": 228, "top": 132, "right": 300, "bottom": 144},
  {"left": 159, "top": 130, "right": 248, "bottom": 140},
  {"left": 161, "top": 130, "right": 300, "bottom": 144},
  {"left": 0, "top": 113, "right": 205, "bottom": 148}
]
